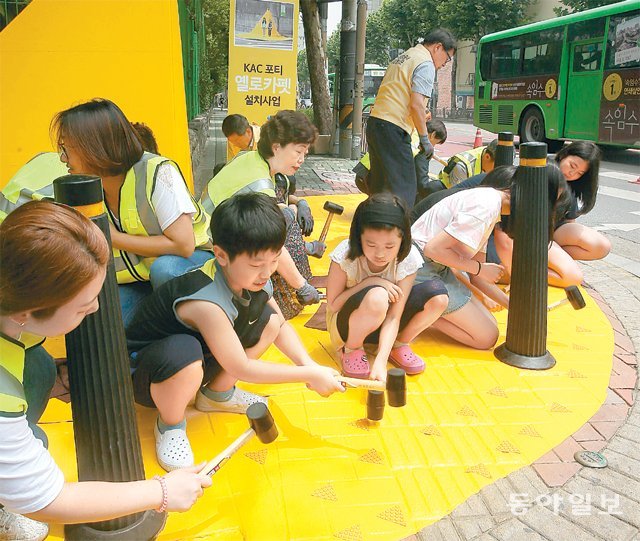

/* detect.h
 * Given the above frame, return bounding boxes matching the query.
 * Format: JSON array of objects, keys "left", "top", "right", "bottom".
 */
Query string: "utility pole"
[
  {"left": 338, "top": 0, "right": 356, "bottom": 158},
  {"left": 351, "top": 0, "right": 367, "bottom": 159}
]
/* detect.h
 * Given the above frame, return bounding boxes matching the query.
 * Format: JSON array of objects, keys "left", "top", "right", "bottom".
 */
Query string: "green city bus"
[{"left": 474, "top": 0, "right": 639, "bottom": 150}]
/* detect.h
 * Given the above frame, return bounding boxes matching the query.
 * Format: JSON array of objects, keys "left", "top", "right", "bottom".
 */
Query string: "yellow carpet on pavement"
[{"left": 42, "top": 194, "right": 613, "bottom": 540}]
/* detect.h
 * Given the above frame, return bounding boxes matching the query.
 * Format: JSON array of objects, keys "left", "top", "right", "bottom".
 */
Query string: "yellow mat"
[{"left": 43, "top": 194, "right": 613, "bottom": 540}]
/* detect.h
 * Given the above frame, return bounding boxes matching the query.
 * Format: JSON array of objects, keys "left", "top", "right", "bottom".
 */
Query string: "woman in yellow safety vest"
[
  {"left": 0, "top": 98, "right": 212, "bottom": 326},
  {"left": 0, "top": 201, "right": 209, "bottom": 540},
  {"left": 51, "top": 98, "right": 213, "bottom": 324}
]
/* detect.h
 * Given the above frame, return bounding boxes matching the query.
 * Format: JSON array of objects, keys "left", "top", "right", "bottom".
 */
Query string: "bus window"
[
  {"left": 489, "top": 39, "right": 522, "bottom": 79},
  {"left": 568, "top": 17, "right": 605, "bottom": 41},
  {"left": 573, "top": 43, "right": 603, "bottom": 72},
  {"left": 523, "top": 30, "right": 563, "bottom": 75},
  {"left": 605, "top": 12, "right": 640, "bottom": 69}
]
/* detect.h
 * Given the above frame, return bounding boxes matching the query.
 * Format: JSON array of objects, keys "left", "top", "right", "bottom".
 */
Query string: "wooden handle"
[
  {"left": 335, "top": 376, "right": 385, "bottom": 391},
  {"left": 199, "top": 428, "right": 255, "bottom": 476},
  {"left": 547, "top": 298, "right": 568, "bottom": 311},
  {"left": 318, "top": 213, "right": 335, "bottom": 243}
]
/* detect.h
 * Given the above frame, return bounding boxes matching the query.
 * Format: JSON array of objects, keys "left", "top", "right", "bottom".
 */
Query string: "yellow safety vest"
[
  {"left": 0, "top": 152, "right": 210, "bottom": 284},
  {"left": 0, "top": 333, "right": 44, "bottom": 415},
  {"left": 200, "top": 151, "right": 277, "bottom": 221},
  {"left": 439, "top": 147, "right": 486, "bottom": 188},
  {"left": 370, "top": 45, "right": 434, "bottom": 135}
]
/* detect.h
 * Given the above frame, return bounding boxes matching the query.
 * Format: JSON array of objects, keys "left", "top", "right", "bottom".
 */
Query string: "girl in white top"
[
  {"left": 0, "top": 201, "right": 209, "bottom": 539},
  {"left": 411, "top": 164, "right": 565, "bottom": 350},
  {"left": 326, "top": 193, "right": 448, "bottom": 382}
]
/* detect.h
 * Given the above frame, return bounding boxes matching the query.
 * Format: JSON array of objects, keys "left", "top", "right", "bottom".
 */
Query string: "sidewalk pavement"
[{"left": 191, "top": 111, "right": 640, "bottom": 541}]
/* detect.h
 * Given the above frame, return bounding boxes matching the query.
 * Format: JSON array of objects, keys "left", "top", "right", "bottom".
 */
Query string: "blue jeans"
[
  {"left": 149, "top": 249, "right": 214, "bottom": 289},
  {"left": 118, "top": 282, "right": 153, "bottom": 328}
]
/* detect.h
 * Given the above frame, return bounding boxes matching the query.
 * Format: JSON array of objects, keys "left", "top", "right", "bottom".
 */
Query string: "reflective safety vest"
[
  {"left": 370, "top": 45, "right": 434, "bottom": 135},
  {"left": 0, "top": 333, "right": 43, "bottom": 415},
  {"left": 200, "top": 151, "right": 277, "bottom": 220},
  {"left": 358, "top": 136, "right": 422, "bottom": 173},
  {"left": 0, "top": 152, "right": 210, "bottom": 284},
  {"left": 439, "top": 146, "right": 485, "bottom": 188}
]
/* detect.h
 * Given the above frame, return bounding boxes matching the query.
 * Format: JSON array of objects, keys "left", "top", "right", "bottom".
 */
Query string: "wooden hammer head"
[
  {"left": 565, "top": 286, "right": 586, "bottom": 310},
  {"left": 247, "top": 402, "right": 278, "bottom": 443},
  {"left": 386, "top": 368, "right": 406, "bottom": 407},
  {"left": 323, "top": 201, "right": 344, "bottom": 215}
]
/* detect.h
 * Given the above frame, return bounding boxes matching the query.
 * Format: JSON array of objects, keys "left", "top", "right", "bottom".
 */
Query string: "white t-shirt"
[
  {"left": 412, "top": 187, "right": 503, "bottom": 255},
  {"left": 151, "top": 163, "right": 197, "bottom": 231},
  {"left": 326, "top": 239, "right": 423, "bottom": 350},
  {"left": 0, "top": 415, "right": 65, "bottom": 514}
]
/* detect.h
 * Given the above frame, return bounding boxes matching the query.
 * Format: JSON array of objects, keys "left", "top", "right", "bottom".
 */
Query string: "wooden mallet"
[
  {"left": 336, "top": 368, "right": 407, "bottom": 414},
  {"left": 318, "top": 201, "right": 345, "bottom": 243},
  {"left": 199, "top": 402, "right": 277, "bottom": 476},
  {"left": 547, "top": 286, "right": 586, "bottom": 311}
]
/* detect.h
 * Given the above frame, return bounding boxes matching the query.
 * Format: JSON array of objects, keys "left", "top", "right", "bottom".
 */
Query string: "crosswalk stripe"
[{"left": 598, "top": 185, "right": 640, "bottom": 203}]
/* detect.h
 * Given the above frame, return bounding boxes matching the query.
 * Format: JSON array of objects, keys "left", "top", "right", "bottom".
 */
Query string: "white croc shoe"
[
  {"left": 0, "top": 508, "right": 48, "bottom": 541},
  {"left": 154, "top": 422, "right": 194, "bottom": 472},
  {"left": 195, "top": 387, "right": 267, "bottom": 414}
]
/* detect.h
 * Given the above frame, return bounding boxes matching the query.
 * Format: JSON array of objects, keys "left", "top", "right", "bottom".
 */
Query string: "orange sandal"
[{"left": 388, "top": 345, "right": 425, "bottom": 375}]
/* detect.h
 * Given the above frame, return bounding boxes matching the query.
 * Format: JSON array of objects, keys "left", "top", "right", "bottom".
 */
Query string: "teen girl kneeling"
[
  {"left": 326, "top": 193, "right": 449, "bottom": 382},
  {"left": 411, "top": 165, "right": 566, "bottom": 350}
]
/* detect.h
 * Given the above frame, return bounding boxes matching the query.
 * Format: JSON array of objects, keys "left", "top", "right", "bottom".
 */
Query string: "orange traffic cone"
[{"left": 473, "top": 128, "right": 483, "bottom": 148}]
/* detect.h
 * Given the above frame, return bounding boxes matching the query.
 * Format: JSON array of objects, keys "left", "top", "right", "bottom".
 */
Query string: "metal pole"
[
  {"left": 351, "top": 0, "right": 367, "bottom": 160},
  {"left": 55, "top": 175, "right": 166, "bottom": 540},
  {"left": 494, "top": 142, "right": 555, "bottom": 370},
  {"left": 338, "top": 0, "right": 356, "bottom": 158},
  {"left": 494, "top": 132, "right": 514, "bottom": 167}
]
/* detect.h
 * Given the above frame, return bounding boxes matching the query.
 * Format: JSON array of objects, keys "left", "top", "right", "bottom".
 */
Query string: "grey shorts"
[{"left": 415, "top": 256, "right": 472, "bottom": 315}]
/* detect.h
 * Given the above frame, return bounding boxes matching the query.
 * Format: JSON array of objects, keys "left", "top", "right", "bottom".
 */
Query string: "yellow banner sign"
[{"left": 228, "top": 0, "right": 298, "bottom": 127}]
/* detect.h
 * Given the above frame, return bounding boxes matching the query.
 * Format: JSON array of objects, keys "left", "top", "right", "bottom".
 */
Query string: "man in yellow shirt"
[
  {"left": 366, "top": 29, "right": 456, "bottom": 208},
  {"left": 222, "top": 114, "right": 261, "bottom": 160}
]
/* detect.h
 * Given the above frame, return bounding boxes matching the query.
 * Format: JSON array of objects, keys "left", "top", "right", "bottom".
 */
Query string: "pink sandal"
[
  {"left": 341, "top": 348, "right": 370, "bottom": 379},
  {"left": 389, "top": 345, "right": 425, "bottom": 375}
]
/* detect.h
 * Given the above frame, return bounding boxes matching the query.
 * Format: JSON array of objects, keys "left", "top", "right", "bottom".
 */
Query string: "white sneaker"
[
  {"left": 154, "top": 422, "right": 194, "bottom": 472},
  {"left": 195, "top": 387, "right": 267, "bottom": 414},
  {"left": 0, "top": 508, "right": 48, "bottom": 541}
]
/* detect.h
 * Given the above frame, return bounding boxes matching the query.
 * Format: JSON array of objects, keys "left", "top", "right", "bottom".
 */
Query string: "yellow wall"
[{"left": 0, "top": 0, "right": 192, "bottom": 189}]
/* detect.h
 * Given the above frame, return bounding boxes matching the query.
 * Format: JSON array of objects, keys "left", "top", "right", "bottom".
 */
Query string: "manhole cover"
[{"left": 574, "top": 450, "right": 608, "bottom": 468}]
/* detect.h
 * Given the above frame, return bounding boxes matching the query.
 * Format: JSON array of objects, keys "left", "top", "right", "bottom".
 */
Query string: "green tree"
[
  {"left": 364, "top": 10, "right": 395, "bottom": 66},
  {"left": 201, "top": 0, "right": 229, "bottom": 110},
  {"left": 380, "top": 0, "right": 440, "bottom": 49},
  {"left": 436, "top": 0, "right": 532, "bottom": 44},
  {"left": 554, "top": 0, "right": 622, "bottom": 16}
]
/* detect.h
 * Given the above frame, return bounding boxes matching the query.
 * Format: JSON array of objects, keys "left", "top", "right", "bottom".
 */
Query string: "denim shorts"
[{"left": 415, "top": 255, "right": 472, "bottom": 315}]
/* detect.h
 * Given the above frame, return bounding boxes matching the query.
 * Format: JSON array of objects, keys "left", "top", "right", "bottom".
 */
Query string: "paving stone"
[
  {"left": 590, "top": 404, "right": 631, "bottom": 423},
  {"left": 591, "top": 420, "right": 625, "bottom": 439},
  {"left": 614, "top": 332, "right": 636, "bottom": 354},
  {"left": 479, "top": 478, "right": 515, "bottom": 516},
  {"left": 553, "top": 436, "right": 584, "bottom": 462},
  {"left": 489, "top": 518, "right": 550, "bottom": 541},
  {"left": 454, "top": 516, "right": 496, "bottom": 540},
  {"left": 566, "top": 474, "right": 640, "bottom": 528},
  {"left": 614, "top": 389, "right": 636, "bottom": 406},
  {"left": 508, "top": 468, "right": 550, "bottom": 498},
  {"left": 616, "top": 422, "right": 640, "bottom": 443},
  {"left": 417, "top": 517, "right": 463, "bottom": 541},
  {"left": 603, "top": 449, "right": 640, "bottom": 482},
  {"left": 572, "top": 423, "right": 605, "bottom": 442},
  {"left": 605, "top": 387, "right": 628, "bottom": 404},
  {"left": 579, "top": 440, "right": 608, "bottom": 452},
  {"left": 451, "top": 493, "right": 490, "bottom": 518},
  {"left": 608, "top": 437, "right": 640, "bottom": 461},
  {"left": 535, "top": 450, "right": 562, "bottom": 464},
  {"left": 519, "top": 504, "right": 600, "bottom": 541},
  {"left": 532, "top": 463, "right": 581, "bottom": 488},
  {"left": 556, "top": 488, "right": 637, "bottom": 541}
]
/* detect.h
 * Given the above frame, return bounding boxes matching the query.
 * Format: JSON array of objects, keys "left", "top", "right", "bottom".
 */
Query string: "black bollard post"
[
  {"left": 494, "top": 143, "right": 555, "bottom": 370},
  {"left": 54, "top": 175, "right": 165, "bottom": 540},
  {"left": 495, "top": 132, "right": 514, "bottom": 167}
]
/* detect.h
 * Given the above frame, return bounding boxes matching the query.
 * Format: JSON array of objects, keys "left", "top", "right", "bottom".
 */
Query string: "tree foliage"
[
  {"left": 554, "top": 0, "right": 622, "bottom": 17},
  {"left": 437, "top": 0, "right": 532, "bottom": 44},
  {"left": 201, "top": 0, "right": 230, "bottom": 110}
]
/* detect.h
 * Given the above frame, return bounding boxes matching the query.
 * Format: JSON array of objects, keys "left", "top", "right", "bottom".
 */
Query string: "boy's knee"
[
  {"left": 593, "top": 235, "right": 611, "bottom": 259},
  {"left": 264, "top": 311, "right": 284, "bottom": 340},
  {"left": 477, "top": 325, "right": 499, "bottom": 350}
]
